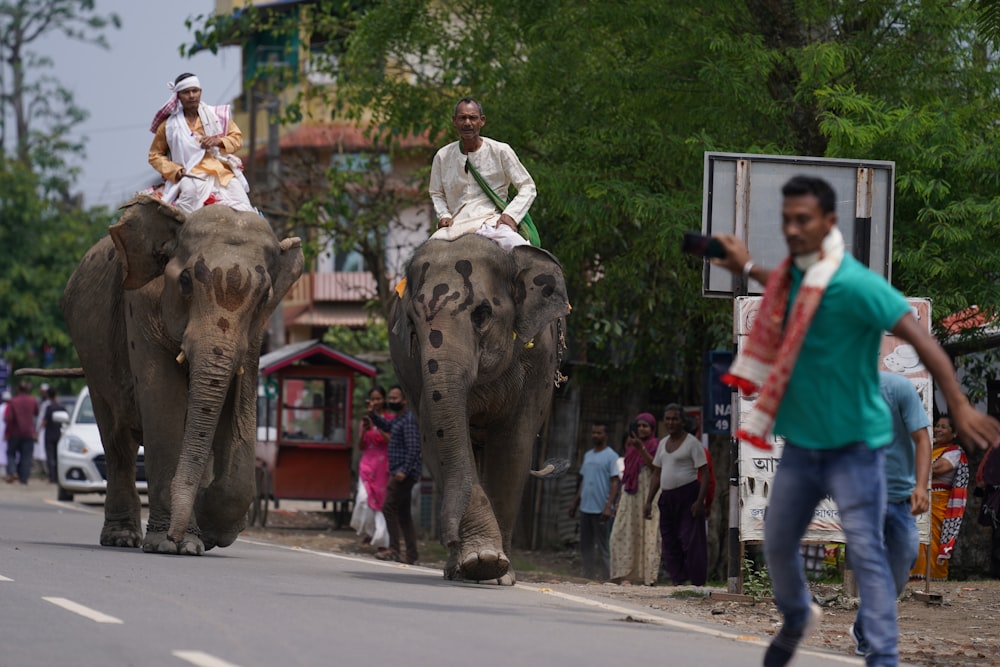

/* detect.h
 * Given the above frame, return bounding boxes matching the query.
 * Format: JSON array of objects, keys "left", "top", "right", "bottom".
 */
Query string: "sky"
[{"left": 38, "top": 0, "right": 242, "bottom": 208}]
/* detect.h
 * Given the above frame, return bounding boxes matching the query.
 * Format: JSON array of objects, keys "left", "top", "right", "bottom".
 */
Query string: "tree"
[
  {"left": 0, "top": 1, "right": 120, "bottom": 177},
  {"left": 194, "top": 0, "right": 1000, "bottom": 398},
  {"left": 0, "top": 157, "right": 114, "bottom": 368},
  {"left": 0, "top": 1, "right": 121, "bottom": 369}
]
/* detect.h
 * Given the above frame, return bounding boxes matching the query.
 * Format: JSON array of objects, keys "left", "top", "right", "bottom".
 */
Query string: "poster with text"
[{"left": 734, "top": 297, "right": 932, "bottom": 543}]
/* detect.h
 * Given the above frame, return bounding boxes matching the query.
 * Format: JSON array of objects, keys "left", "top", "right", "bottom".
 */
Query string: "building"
[{"left": 211, "top": 0, "right": 432, "bottom": 346}]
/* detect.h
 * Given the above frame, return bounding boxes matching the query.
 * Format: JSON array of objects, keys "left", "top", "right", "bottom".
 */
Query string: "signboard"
[
  {"left": 702, "top": 152, "right": 895, "bottom": 297},
  {"left": 735, "top": 297, "right": 932, "bottom": 543},
  {"left": 703, "top": 350, "right": 733, "bottom": 434}
]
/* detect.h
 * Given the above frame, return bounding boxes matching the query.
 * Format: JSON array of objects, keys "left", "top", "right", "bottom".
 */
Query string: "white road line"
[
  {"left": 172, "top": 650, "right": 244, "bottom": 667},
  {"left": 42, "top": 597, "right": 124, "bottom": 624},
  {"left": 43, "top": 499, "right": 102, "bottom": 514},
  {"left": 0, "top": 575, "right": 12, "bottom": 582},
  {"left": 519, "top": 585, "right": 863, "bottom": 665}
]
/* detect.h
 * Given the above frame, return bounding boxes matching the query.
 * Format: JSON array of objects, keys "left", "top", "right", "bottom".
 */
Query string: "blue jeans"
[
  {"left": 764, "top": 443, "right": 897, "bottom": 667},
  {"left": 7, "top": 437, "right": 35, "bottom": 484},
  {"left": 854, "top": 499, "right": 918, "bottom": 655}
]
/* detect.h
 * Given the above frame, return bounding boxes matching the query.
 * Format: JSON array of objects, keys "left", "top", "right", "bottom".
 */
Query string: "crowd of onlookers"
[
  {"left": 570, "top": 406, "right": 714, "bottom": 586},
  {"left": 1, "top": 380, "right": 65, "bottom": 486}
]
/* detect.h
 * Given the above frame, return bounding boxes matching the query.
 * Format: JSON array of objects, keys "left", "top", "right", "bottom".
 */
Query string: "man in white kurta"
[{"left": 428, "top": 98, "right": 535, "bottom": 250}]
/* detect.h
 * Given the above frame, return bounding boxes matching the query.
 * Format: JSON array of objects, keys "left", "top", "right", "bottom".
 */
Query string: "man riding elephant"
[
  {"left": 429, "top": 97, "right": 538, "bottom": 250},
  {"left": 148, "top": 72, "right": 253, "bottom": 214}
]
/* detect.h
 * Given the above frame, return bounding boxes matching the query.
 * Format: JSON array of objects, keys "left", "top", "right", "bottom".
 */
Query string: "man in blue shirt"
[
  {"left": 849, "top": 372, "right": 931, "bottom": 656},
  {"left": 370, "top": 385, "right": 422, "bottom": 564},
  {"left": 569, "top": 422, "right": 620, "bottom": 580},
  {"left": 714, "top": 176, "right": 1000, "bottom": 667}
]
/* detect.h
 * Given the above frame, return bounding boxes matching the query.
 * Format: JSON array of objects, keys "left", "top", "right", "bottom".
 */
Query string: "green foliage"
[
  {"left": 322, "top": 320, "right": 397, "bottom": 408},
  {"left": 742, "top": 557, "right": 773, "bottom": 601},
  {"left": 193, "top": 0, "right": 1000, "bottom": 397},
  {"left": 0, "top": 158, "right": 114, "bottom": 368},
  {"left": 974, "top": 0, "right": 1000, "bottom": 48},
  {"left": 0, "top": 1, "right": 120, "bottom": 372}
]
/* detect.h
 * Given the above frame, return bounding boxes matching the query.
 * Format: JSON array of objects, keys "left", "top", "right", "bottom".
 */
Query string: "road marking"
[
  {"left": 238, "top": 537, "right": 859, "bottom": 664},
  {"left": 42, "top": 597, "right": 124, "bottom": 624},
  {"left": 237, "top": 538, "right": 438, "bottom": 574},
  {"left": 173, "top": 650, "right": 244, "bottom": 667},
  {"left": 521, "top": 585, "right": 862, "bottom": 664},
  {"left": 0, "top": 575, "right": 12, "bottom": 582},
  {"left": 43, "top": 499, "right": 102, "bottom": 514}
]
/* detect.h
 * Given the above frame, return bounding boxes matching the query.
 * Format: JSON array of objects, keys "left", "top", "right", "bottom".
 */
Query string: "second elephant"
[{"left": 389, "top": 234, "right": 570, "bottom": 583}]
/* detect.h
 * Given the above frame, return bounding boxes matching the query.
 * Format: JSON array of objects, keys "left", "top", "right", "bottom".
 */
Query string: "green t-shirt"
[{"left": 773, "top": 254, "right": 911, "bottom": 450}]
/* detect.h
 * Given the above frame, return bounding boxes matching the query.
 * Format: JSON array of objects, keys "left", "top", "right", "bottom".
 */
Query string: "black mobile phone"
[{"left": 681, "top": 231, "right": 726, "bottom": 259}]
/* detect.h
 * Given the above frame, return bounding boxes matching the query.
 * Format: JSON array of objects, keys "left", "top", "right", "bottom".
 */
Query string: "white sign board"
[
  {"left": 736, "top": 297, "right": 932, "bottom": 543},
  {"left": 702, "top": 153, "right": 895, "bottom": 297}
]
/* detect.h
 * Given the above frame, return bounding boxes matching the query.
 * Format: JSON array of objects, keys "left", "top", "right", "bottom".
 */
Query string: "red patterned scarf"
[{"left": 723, "top": 227, "right": 844, "bottom": 449}]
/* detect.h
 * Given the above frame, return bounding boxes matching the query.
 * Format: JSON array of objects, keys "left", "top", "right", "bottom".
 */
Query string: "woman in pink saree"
[{"left": 350, "top": 387, "right": 394, "bottom": 552}]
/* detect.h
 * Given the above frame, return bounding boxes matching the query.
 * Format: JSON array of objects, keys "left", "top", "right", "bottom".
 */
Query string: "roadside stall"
[{"left": 250, "top": 339, "right": 377, "bottom": 527}]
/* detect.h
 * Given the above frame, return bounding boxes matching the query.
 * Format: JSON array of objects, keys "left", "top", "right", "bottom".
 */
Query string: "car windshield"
[{"left": 76, "top": 394, "right": 97, "bottom": 424}]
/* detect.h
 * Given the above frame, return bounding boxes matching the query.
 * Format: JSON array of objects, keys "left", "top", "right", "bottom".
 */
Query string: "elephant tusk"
[
  {"left": 176, "top": 351, "right": 186, "bottom": 365},
  {"left": 529, "top": 464, "right": 555, "bottom": 478},
  {"left": 512, "top": 331, "right": 517, "bottom": 340},
  {"left": 236, "top": 366, "right": 245, "bottom": 376},
  {"left": 524, "top": 338, "right": 535, "bottom": 349}
]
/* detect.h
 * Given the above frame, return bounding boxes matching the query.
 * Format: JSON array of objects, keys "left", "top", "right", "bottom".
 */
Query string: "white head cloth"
[
  {"left": 149, "top": 75, "right": 202, "bottom": 133},
  {"left": 171, "top": 75, "right": 201, "bottom": 93}
]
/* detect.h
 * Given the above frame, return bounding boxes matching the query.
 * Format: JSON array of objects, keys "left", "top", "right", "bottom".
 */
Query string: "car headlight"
[{"left": 62, "top": 435, "right": 90, "bottom": 454}]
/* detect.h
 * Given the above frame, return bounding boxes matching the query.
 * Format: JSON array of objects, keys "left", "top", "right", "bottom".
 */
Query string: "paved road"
[{"left": 0, "top": 481, "right": 864, "bottom": 667}]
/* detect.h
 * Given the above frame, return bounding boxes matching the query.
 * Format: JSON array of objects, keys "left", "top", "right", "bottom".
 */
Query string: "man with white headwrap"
[{"left": 148, "top": 72, "right": 253, "bottom": 214}]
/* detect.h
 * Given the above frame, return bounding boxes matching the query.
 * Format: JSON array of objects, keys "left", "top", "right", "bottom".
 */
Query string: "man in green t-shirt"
[{"left": 712, "top": 176, "right": 1000, "bottom": 667}]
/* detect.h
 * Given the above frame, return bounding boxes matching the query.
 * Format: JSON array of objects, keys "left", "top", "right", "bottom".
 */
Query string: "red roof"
[
  {"left": 941, "top": 306, "right": 994, "bottom": 335},
  {"left": 253, "top": 123, "right": 432, "bottom": 157},
  {"left": 259, "top": 339, "right": 377, "bottom": 377}
]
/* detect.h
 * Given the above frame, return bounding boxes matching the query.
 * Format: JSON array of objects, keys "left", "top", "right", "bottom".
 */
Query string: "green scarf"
[{"left": 463, "top": 156, "right": 541, "bottom": 247}]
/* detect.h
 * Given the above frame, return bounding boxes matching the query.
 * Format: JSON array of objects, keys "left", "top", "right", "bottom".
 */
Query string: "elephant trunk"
[
  {"left": 422, "top": 366, "right": 475, "bottom": 548},
  {"left": 168, "top": 342, "right": 239, "bottom": 543}
]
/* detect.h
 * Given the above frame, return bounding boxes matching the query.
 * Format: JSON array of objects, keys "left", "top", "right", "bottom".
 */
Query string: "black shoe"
[{"left": 764, "top": 603, "right": 822, "bottom": 667}]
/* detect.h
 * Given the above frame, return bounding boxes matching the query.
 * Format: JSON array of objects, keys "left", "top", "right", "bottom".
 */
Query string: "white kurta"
[{"left": 428, "top": 137, "right": 535, "bottom": 245}]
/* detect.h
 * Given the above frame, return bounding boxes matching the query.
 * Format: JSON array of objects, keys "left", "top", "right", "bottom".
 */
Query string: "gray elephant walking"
[
  {"left": 389, "top": 234, "right": 570, "bottom": 583},
  {"left": 60, "top": 195, "right": 303, "bottom": 554}
]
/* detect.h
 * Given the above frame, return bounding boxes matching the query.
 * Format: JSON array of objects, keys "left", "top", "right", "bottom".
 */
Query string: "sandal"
[{"left": 374, "top": 548, "right": 399, "bottom": 562}]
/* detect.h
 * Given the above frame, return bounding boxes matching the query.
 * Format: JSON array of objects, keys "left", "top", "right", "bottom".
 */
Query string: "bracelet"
[{"left": 742, "top": 260, "right": 755, "bottom": 283}]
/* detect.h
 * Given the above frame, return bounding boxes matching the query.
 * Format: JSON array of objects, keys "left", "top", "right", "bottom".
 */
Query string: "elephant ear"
[
  {"left": 511, "top": 245, "right": 571, "bottom": 341},
  {"left": 389, "top": 287, "right": 415, "bottom": 356},
  {"left": 109, "top": 194, "right": 185, "bottom": 290}
]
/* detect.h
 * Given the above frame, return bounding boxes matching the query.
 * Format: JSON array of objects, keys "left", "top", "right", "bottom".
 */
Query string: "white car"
[{"left": 54, "top": 387, "right": 147, "bottom": 501}]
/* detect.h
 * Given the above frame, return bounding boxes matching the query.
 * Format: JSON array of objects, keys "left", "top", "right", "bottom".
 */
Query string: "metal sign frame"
[{"left": 702, "top": 152, "right": 896, "bottom": 297}]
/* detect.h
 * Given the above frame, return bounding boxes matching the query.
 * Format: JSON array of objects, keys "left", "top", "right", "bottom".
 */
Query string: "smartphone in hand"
[{"left": 681, "top": 231, "right": 727, "bottom": 259}]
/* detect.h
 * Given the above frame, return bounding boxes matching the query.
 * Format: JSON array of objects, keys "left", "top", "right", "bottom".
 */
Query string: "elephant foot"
[
  {"left": 99, "top": 522, "right": 143, "bottom": 548},
  {"left": 142, "top": 530, "right": 205, "bottom": 556},
  {"left": 455, "top": 544, "right": 510, "bottom": 582},
  {"left": 495, "top": 571, "right": 516, "bottom": 586}
]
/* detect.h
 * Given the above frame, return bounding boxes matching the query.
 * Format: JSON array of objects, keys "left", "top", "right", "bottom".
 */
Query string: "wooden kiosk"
[{"left": 251, "top": 339, "right": 377, "bottom": 527}]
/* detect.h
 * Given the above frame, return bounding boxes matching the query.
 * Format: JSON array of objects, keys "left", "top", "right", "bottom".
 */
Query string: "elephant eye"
[
  {"left": 471, "top": 301, "right": 493, "bottom": 329},
  {"left": 255, "top": 286, "right": 271, "bottom": 312},
  {"left": 179, "top": 269, "right": 193, "bottom": 297}
]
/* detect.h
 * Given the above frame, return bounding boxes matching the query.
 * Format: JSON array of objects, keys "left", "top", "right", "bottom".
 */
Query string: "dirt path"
[{"left": 244, "top": 512, "right": 1000, "bottom": 667}]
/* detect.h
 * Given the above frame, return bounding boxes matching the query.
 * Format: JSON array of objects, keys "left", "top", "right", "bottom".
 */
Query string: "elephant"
[
  {"left": 389, "top": 234, "right": 570, "bottom": 584},
  {"left": 59, "top": 194, "right": 303, "bottom": 555}
]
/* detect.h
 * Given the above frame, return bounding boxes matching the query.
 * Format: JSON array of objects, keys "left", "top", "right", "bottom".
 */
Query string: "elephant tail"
[
  {"left": 529, "top": 458, "right": 571, "bottom": 479},
  {"left": 14, "top": 367, "right": 85, "bottom": 378}
]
